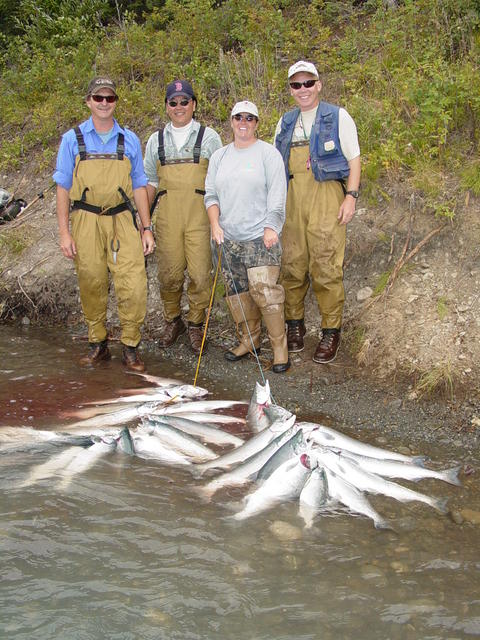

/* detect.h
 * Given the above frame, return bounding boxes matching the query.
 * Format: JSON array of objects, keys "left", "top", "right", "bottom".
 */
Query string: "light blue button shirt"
[{"left": 53, "top": 117, "right": 147, "bottom": 191}]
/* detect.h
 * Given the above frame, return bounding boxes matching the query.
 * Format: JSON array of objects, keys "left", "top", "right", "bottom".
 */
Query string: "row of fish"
[{"left": 2, "top": 375, "right": 461, "bottom": 529}]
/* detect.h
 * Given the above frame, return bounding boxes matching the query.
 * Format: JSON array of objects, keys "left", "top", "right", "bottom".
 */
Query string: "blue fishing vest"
[{"left": 275, "top": 102, "right": 350, "bottom": 186}]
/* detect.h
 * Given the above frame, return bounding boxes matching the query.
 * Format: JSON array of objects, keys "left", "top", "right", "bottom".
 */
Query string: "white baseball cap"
[
  {"left": 288, "top": 61, "right": 319, "bottom": 79},
  {"left": 231, "top": 100, "right": 259, "bottom": 118}
]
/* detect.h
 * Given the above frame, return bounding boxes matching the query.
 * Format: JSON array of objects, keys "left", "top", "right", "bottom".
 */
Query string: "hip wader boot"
[
  {"left": 224, "top": 292, "right": 261, "bottom": 361},
  {"left": 247, "top": 266, "right": 290, "bottom": 373}
]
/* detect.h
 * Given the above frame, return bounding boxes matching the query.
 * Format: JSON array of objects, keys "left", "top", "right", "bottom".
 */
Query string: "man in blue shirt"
[{"left": 53, "top": 76, "right": 155, "bottom": 371}]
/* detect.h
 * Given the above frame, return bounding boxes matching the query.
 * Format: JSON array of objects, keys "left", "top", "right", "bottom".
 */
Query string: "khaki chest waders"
[
  {"left": 70, "top": 132, "right": 146, "bottom": 346},
  {"left": 280, "top": 143, "right": 346, "bottom": 328},
  {"left": 153, "top": 132, "right": 212, "bottom": 324}
]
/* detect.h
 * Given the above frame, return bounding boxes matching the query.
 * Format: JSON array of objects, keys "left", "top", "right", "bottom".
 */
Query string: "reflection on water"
[{"left": 0, "top": 326, "right": 479, "bottom": 640}]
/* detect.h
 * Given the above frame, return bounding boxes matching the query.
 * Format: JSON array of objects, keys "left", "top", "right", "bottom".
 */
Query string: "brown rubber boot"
[
  {"left": 157, "top": 316, "right": 186, "bottom": 348},
  {"left": 262, "top": 309, "right": 290, "bottom": 373},
  {"left": 247, "top": 265, "right": 290, "bottom": 373},
  {"left": 121, "top": 345, "right": 145, "bottom": 372},
  {"left": 79, "top": 340, "right": 111, "bottom": 366},
  {"left": 224, "top": 292, "right": 261, "bottom": 361}
]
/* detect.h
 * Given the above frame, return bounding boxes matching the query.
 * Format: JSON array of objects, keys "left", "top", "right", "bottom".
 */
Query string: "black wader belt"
[
  {"left": 117, "top": 186, "right": 138, "bottom": 230},
  {"left": 71, "top": 198, "right": 129, "bottom": 217},
  {"left": 149, "top": 189, "right": 166, "bottom": 217},
  {"left": 151, "top": 125, "right": 206, "bottom": 214}
]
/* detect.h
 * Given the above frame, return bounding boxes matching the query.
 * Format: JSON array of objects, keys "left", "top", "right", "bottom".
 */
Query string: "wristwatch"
[
  {"left": 346, "top": 190, "right": 359, "bottom": 199},
  {"left": 143, "top": 225, "right": 153, "bottom": 232}
]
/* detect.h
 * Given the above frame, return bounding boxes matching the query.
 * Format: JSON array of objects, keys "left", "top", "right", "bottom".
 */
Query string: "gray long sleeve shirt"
[{"left": 204, "top": 140, "right": 287, "bottom": 242}]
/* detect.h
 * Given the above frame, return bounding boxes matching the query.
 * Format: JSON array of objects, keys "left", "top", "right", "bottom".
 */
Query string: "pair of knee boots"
[{"left": 224, "top": 266, "right": 290, "bottom": 374}]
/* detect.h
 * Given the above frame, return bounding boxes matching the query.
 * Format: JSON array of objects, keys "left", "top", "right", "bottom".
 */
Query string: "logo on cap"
[{"left": 175, "top": 81, "right": 183, "bottom": 92}]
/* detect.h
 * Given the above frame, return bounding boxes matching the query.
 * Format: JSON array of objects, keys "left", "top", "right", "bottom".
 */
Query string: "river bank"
[{"left": 0, "top": 175, "right": 479, "bottom": 450}]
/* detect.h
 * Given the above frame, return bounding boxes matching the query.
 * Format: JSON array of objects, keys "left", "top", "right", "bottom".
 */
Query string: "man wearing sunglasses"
[
  {"left": 54, "top": 76, "right": 154, "bottom": 372},
  {"left": 275, "top": 60, "right": 361, "bottom": 364},
  {"left": 144, "top": 79, "right": 222, "bottom": 355}
]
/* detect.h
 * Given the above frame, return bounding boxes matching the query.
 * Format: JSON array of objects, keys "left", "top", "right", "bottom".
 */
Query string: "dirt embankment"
[{"left": 1, "top": 170, "right": 479, "bottom": 442}]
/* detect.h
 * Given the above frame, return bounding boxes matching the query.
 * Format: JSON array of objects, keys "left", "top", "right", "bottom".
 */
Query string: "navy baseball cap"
[{"left": 165, "top": 79, "right": 195, "bottom": 102}]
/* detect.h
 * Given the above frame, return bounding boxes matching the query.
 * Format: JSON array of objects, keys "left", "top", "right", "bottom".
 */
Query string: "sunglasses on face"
[
  {"left": 168, "top": 99, "right": 191, "bottom": 107},
  {"left": 289, "top": 79, "right": 317, "bottom": 90},
  {"left": 91, "top": 94, "right": 118, "bottom": 103},
  {"left": 232, "top": 114, "right": 257, "bottom": 122}
]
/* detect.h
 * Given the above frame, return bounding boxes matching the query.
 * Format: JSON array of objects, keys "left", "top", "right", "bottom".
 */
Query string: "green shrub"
[{"left": 0, "top": 0, "right": 479, "bottom": 217}]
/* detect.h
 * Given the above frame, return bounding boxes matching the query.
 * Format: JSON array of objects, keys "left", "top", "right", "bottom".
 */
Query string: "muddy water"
[{"left": 1, "top": 326, "right": 479, "bottom": 640}]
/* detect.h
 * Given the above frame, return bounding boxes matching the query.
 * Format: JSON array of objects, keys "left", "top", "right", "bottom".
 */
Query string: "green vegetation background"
[{"left": 1, "top": 0, "right": 480, "bottom": 216}]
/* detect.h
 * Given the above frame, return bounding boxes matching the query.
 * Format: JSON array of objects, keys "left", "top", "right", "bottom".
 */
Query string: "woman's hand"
[
  {"left": 263, "top": 227, "right": 278, "bottom": 249},
  {"left": 211, "top": 222, "right": 224, "bottom": 245}
]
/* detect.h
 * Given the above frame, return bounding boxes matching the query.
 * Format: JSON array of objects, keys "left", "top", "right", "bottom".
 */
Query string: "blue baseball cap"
[{"left": 165, "top": 79, "right": 195, "bottom": 101}]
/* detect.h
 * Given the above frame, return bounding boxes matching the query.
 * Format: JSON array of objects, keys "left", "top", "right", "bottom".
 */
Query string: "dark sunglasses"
[
  {"left": 232, "top": 114, "right": 257, "bottom": 122},
  {"left": 289, "top": 79, "right": 317, "bottom": 90},
  {"left": 168, "top": 99, "right": 191, "bottom": 107},
  {"left": 91, "top": 94, "right": 118, "bottom": 103}
]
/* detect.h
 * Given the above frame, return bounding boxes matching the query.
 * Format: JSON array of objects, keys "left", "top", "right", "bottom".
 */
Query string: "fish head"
[
  {"left": 300, "top": 453, "right": 316, "bottom": 470},
  {"left": 167, "top": 384, "right": 209, "bottom": 399},
  {"left": 138, "top": 402, "right": 159, "bottom": 416},
  {"left": 270, "top": 414, "right": 296, "bottom": 434},
  {"left": 264, "top": 404, "right": 293, "bottom": 423}
]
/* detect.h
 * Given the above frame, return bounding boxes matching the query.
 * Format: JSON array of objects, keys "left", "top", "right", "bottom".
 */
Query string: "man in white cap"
[
  {"left": 144, "top": 79, "right": 222, "bottom": 355},
  {"left": 274, "top": 60, "right": 361, "bottom": 364}
]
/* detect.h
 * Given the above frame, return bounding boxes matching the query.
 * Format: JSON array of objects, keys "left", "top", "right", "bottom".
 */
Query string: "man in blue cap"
[{"left": 144, "top": 79, "right": 222, "bottom": 354}]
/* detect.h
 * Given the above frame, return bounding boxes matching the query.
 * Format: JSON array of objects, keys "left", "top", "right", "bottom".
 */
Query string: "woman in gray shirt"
[{"left": 204, "top": 100, "right": 290, "bottom": 373}]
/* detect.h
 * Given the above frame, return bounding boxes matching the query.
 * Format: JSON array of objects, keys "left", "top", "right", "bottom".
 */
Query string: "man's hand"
[
  {"left": 338, "top": 195, "right": 356, "bottom": 225},
  {"left": 59, "top": 230, "right": 76, "bottom": 259},
  {"left": 142, "top": 230, "right": 155, "bottom": 255}
]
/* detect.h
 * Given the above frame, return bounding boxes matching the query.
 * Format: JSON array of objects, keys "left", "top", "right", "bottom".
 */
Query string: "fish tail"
[
  {"left": 412, "top": 456, "right": 427, "bottom": 467},
  {"left": 189, "top": 464, "right": 207, "bottom": 479},
  {"left": 443, "top": 465, "right": 462, "bottom": 486},
  {"left": 192, "top": 484, "right": 216, "bottom": 501},
  {"left": 433, "top": 496, "right": 449, "bottom": 513},
  {"left": 374, "top": 518, "right": 395, "bottom": 531}
]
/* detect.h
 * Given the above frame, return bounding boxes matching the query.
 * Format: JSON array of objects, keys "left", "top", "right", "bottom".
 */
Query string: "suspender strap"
[
  {"left": 157, "top": 128, "right": 166, "bottom": 166},
  {"left": 116, "top": 132, "right": 125, "bottom": 160},
  {"left": 75, "top": 128, "right": 125, "bottom": 160},
  {"left": 74, "top": 126, "right": 87, "bottom": 161},
  {"left": 193, "top": 125, "right": 205, "bottom": 164}
]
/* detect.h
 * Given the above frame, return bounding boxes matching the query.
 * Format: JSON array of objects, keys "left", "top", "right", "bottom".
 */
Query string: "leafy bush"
[{"left": 0, "top": 0, "right": 479, "bottom": 221}]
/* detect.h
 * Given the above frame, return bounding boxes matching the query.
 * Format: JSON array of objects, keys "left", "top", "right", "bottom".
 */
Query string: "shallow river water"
[{"left": 0, "top": 327, "right": 479, "bottom": 640}]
